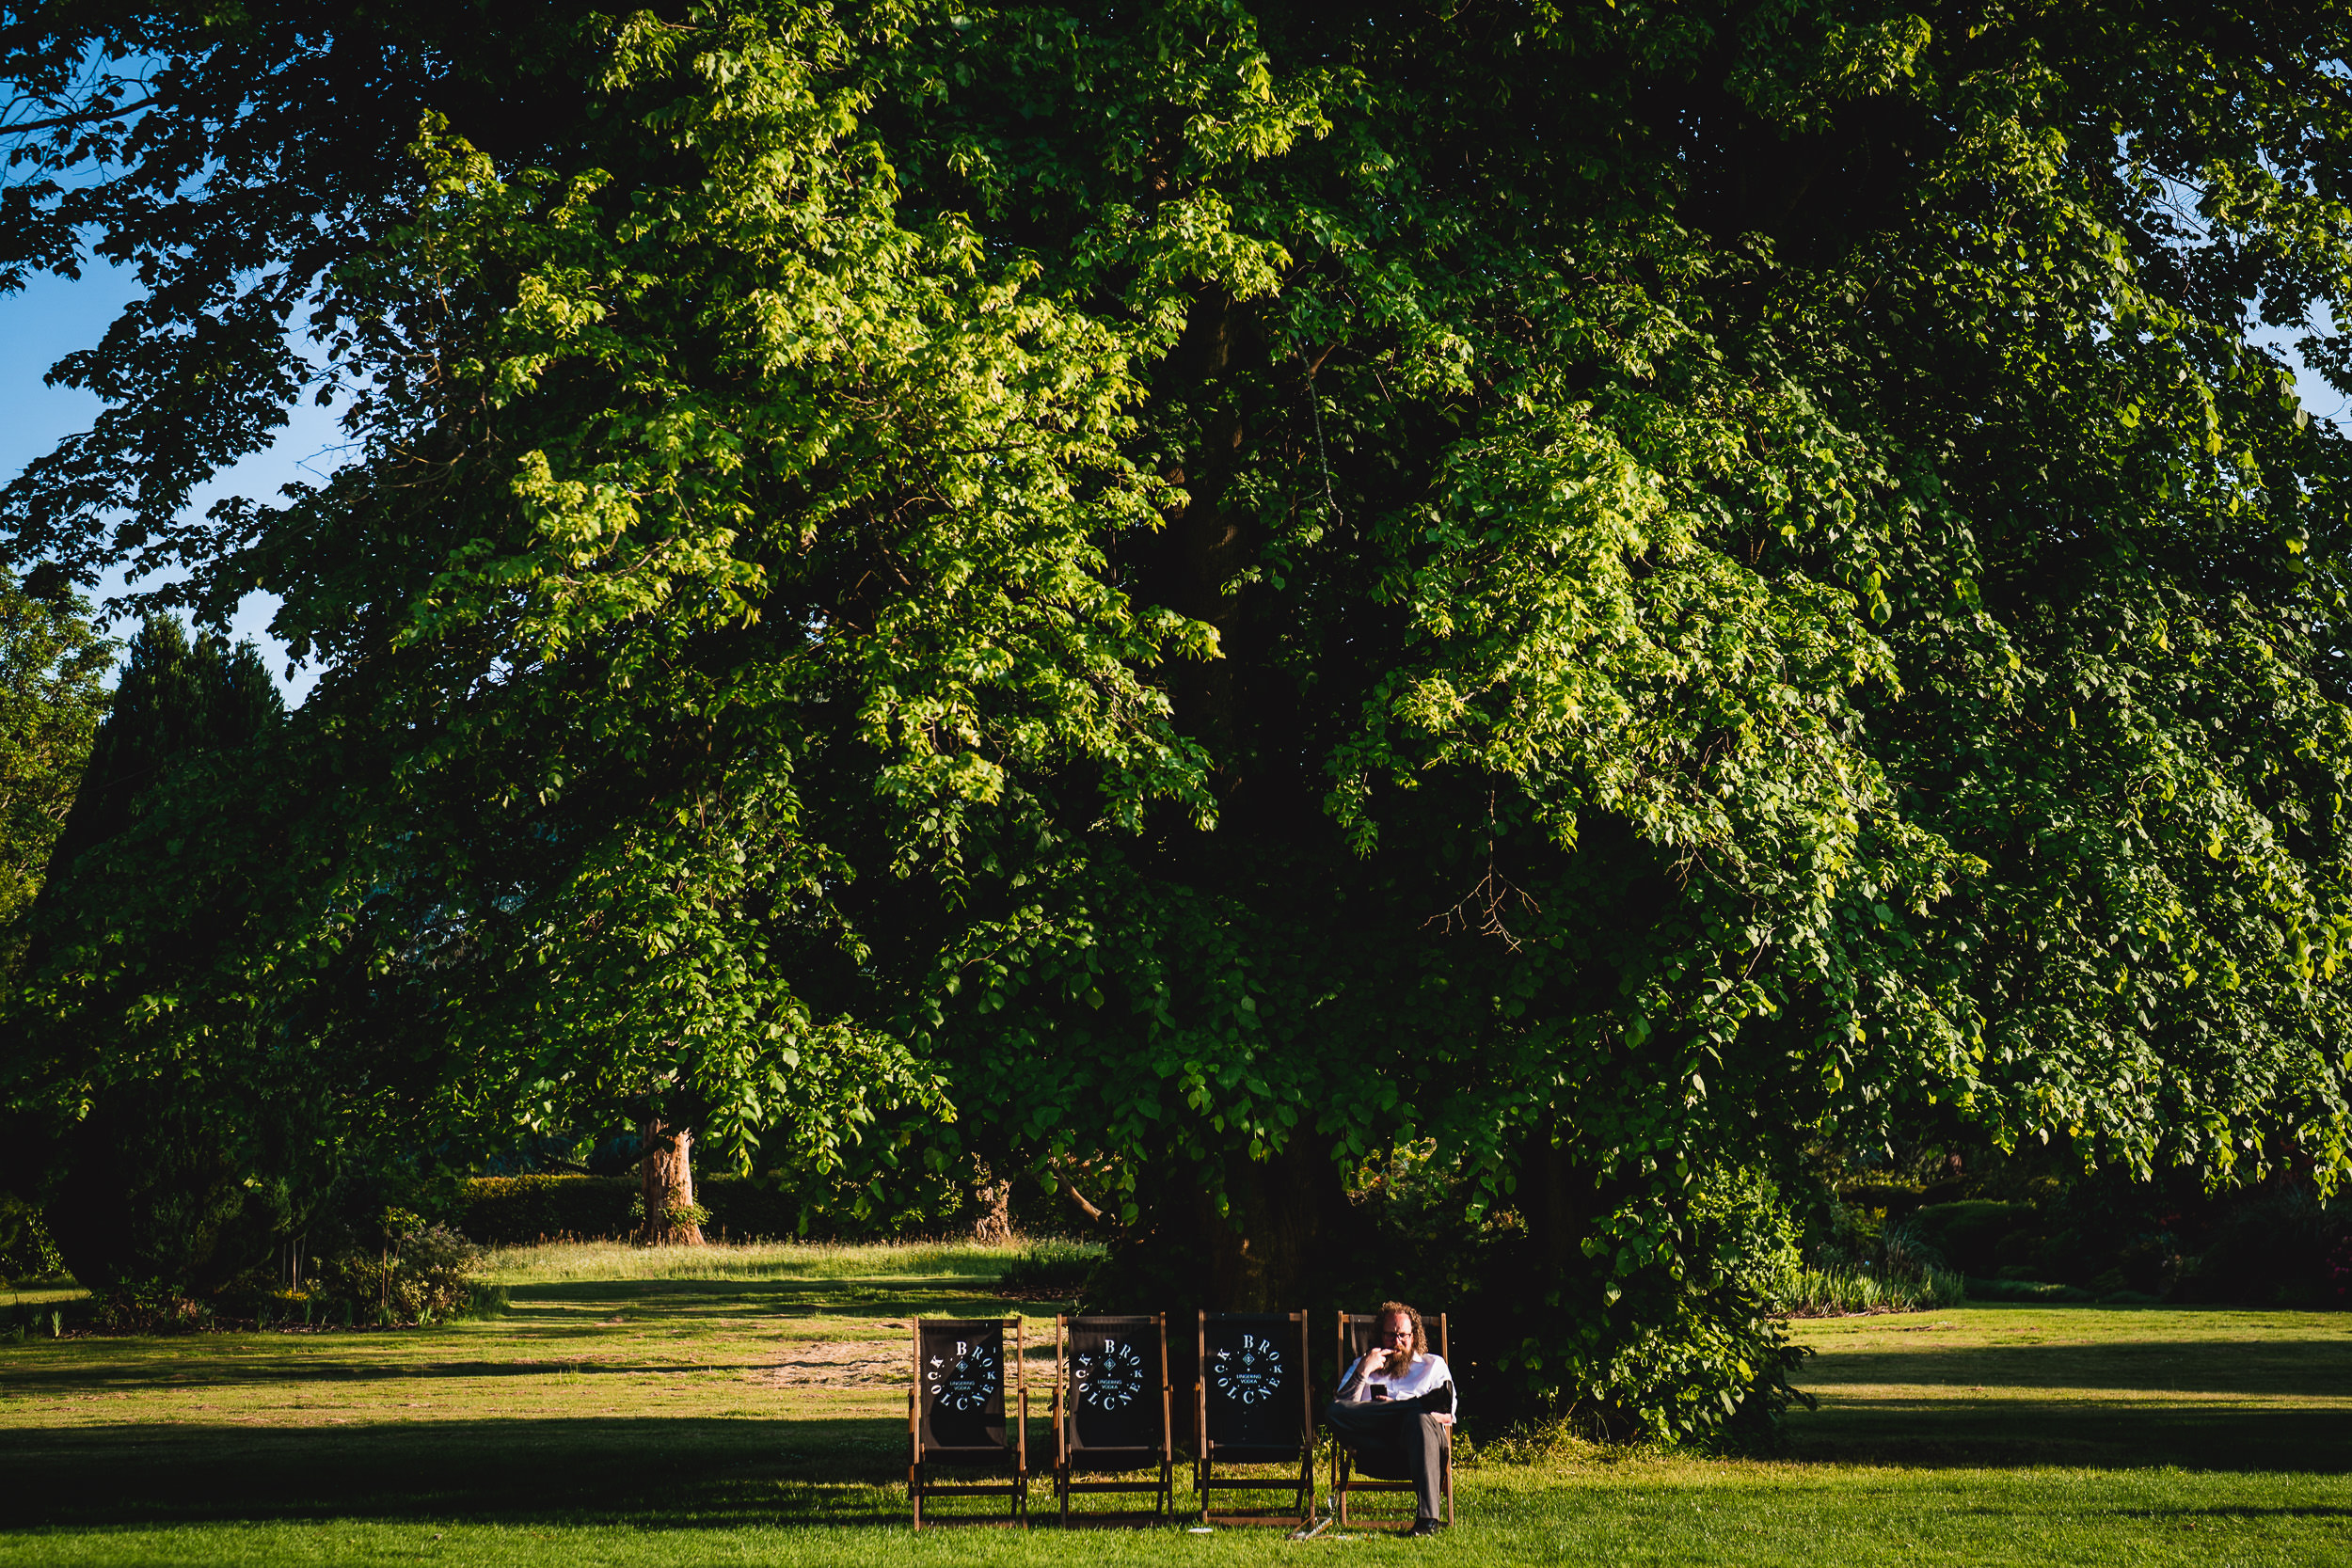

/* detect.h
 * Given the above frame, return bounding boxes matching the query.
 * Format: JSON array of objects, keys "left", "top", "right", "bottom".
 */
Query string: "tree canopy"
[
  {"left": 7, "top": 0, "right": 2352, "bottom": 1434},
  {"left": 0, "top": 566, "right": 110, "bottom": 949}
]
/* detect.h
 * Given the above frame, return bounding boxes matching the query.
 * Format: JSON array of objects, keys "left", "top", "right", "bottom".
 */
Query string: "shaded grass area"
[
  {"left": 2, "top": 1455, "right": 2349, "bottom": 1568},
  {"left": 0, "top": 1243, "right": 2347, "bottom": 1564},
  {"left": 1785, "top": 1307, "right": 2352, "bottom": 1472}
]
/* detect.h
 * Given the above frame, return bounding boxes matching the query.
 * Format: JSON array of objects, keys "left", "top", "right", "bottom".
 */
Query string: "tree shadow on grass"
[
  {"left": 2136, "top": 1507, "right": 2352, "bottom": 1518},
  {"left": 1784, "top": 1395, "right": 2352, "bottom": 1472},
  {"left": 0, "top": 1415, "right": 923, "bottom": 1530},
  {"left": 0, "top": 1355, "right": 786, "bottom": 1394},
  {"left": 1788, "top": 1334, "right": 2352, "bottom": 1472},
  {"left": 1797, "top": 1336, "right": 2352, "bottom": 1400}
]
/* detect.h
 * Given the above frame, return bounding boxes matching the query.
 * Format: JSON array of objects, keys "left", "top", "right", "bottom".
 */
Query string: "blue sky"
[{"left": 1, "top": 261, "right": 337, "bottom": 702}]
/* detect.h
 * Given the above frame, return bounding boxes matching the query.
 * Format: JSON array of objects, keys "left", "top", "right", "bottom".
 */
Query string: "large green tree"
[{"left": 7, "top": 2, "right": 2352, "bottom": 1433}]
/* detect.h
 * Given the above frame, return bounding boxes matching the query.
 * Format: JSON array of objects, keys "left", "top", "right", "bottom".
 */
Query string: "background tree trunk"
[
  {"left": 968, "top": 1160, "right": 1014, "bottom": 1245},
  {"left": 1198, "top": 1140, "right": 1359, "bottom": 1311},
  {"left": 637, "top": 1121, "right": 704, "bottom": 1246}
]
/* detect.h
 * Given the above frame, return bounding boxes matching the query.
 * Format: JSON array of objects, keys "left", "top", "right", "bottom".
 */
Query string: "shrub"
[
  {"left": 1963, "top": 1275, "right": 2095, "bottom": 1304},
  {"left": 626, "top": 1194, "right": 712, "bottom": 1235},
  {"left": 1472, "top": 1164, "right": 1817, "bottom": 1447},
  {"left": 317, "top": 1223, "right": 485, "bottom": 1325},
  {"left": 90, "top": 1281, "right": 214, "bottom": 1334},
  {"left": 457, "top": 1175, "right": 637, "bottom": 1243},
  {"left": 1904, "top": 1201, "right": 2039, "bottom": 1276},
  {"left": 1788, "top": 1196, "right": 1963, "bottom": 1316},
  {"left": 1882, "top": 1217, "right": 1953, "bottom": 1282},
  {"left": 0, "top": 1195, "right": 64, "bottom": 1285},
  {"left": 1807, "top": 1199, "right": 1888, "bottom": 1270},
  {"left": 2169, "top": 1185, "right": 2349, "bottom": 1307}
]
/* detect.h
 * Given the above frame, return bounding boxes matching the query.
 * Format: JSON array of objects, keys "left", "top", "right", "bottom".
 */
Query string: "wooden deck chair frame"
[
  {"left": 1194, "top": 1310, "right": 1314, "bottom": 1528},
  {"left": 908, "top": 1317, "right": 1027, "bottom": 1529},
  {"left": 1330, "top": 1310, "right": 1454, "bottom": 1528},
  {"left": 1053, "top": 1313, "right": 1173, "bottom": 1526}
]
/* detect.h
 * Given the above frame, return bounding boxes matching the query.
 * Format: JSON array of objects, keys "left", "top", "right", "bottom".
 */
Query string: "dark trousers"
[{"left": 1323, "top": 1398, "right": 1449, "bottom": 1521}]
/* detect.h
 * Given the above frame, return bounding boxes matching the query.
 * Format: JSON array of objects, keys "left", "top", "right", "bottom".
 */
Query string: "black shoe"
[{"left": 1407, "top": 1518, "right": 1445, "bottom": 1537}]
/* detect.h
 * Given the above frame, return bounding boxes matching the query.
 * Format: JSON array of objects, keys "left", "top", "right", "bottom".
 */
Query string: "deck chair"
[
  {"left": 1330, "top": 1310, "right": 1454, "bottom": 1527},
  {"left": 1054, "top": 1313, "right": 1173, "bottom": 1525},
  {"left": 1194, "top": 1310, "right": 1313, "bottom": 1527},
  {"left": 909, "top": 1318, "right": 1027, "bottom": 1529}
]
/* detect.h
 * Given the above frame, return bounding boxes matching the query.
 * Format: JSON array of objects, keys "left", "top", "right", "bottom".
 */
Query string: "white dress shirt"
[{"left": 1340, "top": 1350, "right": 1457, "bottom": 1415}]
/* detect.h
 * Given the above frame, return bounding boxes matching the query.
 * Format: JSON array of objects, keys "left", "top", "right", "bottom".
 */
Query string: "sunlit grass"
[
  {"left": 4, "top": 1284, "right": 85, "bottom": 1309},
  {"left": 2, "top": 1243, "right": 2346, "bottom": 1564},
  {"left": 481, "top": 1233, "right": 1103, "bottom": 1286}
]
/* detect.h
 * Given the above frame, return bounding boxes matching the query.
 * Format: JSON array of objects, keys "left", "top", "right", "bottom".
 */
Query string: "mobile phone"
[{"left": 1368, "top": 1384, "right": 1390, "bottom": 1402}]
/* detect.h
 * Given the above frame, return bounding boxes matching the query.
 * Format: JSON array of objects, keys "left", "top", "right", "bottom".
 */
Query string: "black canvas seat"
[
  {"left": 1193, "top": 1310, "right": 1313, "bottom": 1527},
  {"left": 1329, "top": 1310, "right": 1454, "bottom": 1527},
  {"left": 1052, "top": 1313, "right": 1173, "bottom": 1525},
  {"left": 908, "top": 1317, "right": 1027, "bottom": 1529}
]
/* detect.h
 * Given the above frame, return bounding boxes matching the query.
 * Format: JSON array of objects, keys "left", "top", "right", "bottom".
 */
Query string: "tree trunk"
[
  {"left": 968, "top": 1160, "right": 1014, "bottom": 1246},
  {"left": 1155, "top": 290, "right": 1255, "bottom": 776},
  {"left": 1524, "top": 1108, "right": 1581, "bottom": 1278},
  {"left": 637, "top": 1120, "right": 704, "bottom": 1246},
  {"left": 1197, "top": 1138, "right": 1358, "bottom": 1311}
]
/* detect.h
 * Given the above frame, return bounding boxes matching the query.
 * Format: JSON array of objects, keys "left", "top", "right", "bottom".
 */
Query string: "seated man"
[{"left": 1324, "top": 1300, "right": 1454, "bottom": 1535}]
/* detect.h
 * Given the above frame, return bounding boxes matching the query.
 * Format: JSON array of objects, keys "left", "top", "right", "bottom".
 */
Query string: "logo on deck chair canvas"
[
  {"left": 927, "top": 1341, "right": 1001, "bottom": 1413},
  {"left": 1073, "top": 1339, "right": 1147, "bottom": 1410},
  {"left": 1211, "top": 1334, "right": 1286, "bottom": 1405}
]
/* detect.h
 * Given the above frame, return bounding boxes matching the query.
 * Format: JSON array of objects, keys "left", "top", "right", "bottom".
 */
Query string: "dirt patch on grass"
[
  {"left": 755, "top": 1338, "right": 910, "bottom": 1390},
  {"left": 751, "top": 1330, "right": 1057, "bottom": 1392}
]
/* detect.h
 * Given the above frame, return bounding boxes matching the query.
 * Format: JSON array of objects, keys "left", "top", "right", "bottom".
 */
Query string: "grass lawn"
[{"left": 2, "top": 1242, "right": 2347, "bottom": 1565}]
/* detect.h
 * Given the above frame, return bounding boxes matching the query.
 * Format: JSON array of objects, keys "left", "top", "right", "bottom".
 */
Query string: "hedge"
[{"left": 457, "top": 1176, "right": 637, "bottom": 1244}]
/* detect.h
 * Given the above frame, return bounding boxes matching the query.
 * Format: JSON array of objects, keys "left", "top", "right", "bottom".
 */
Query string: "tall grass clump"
[
  {"left": 1782, "top": 1202, "right": 1971, "bottom": 1316},
  {"left": 1778, "top": 1264, "right": 1964, "bottom": 1317}
]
